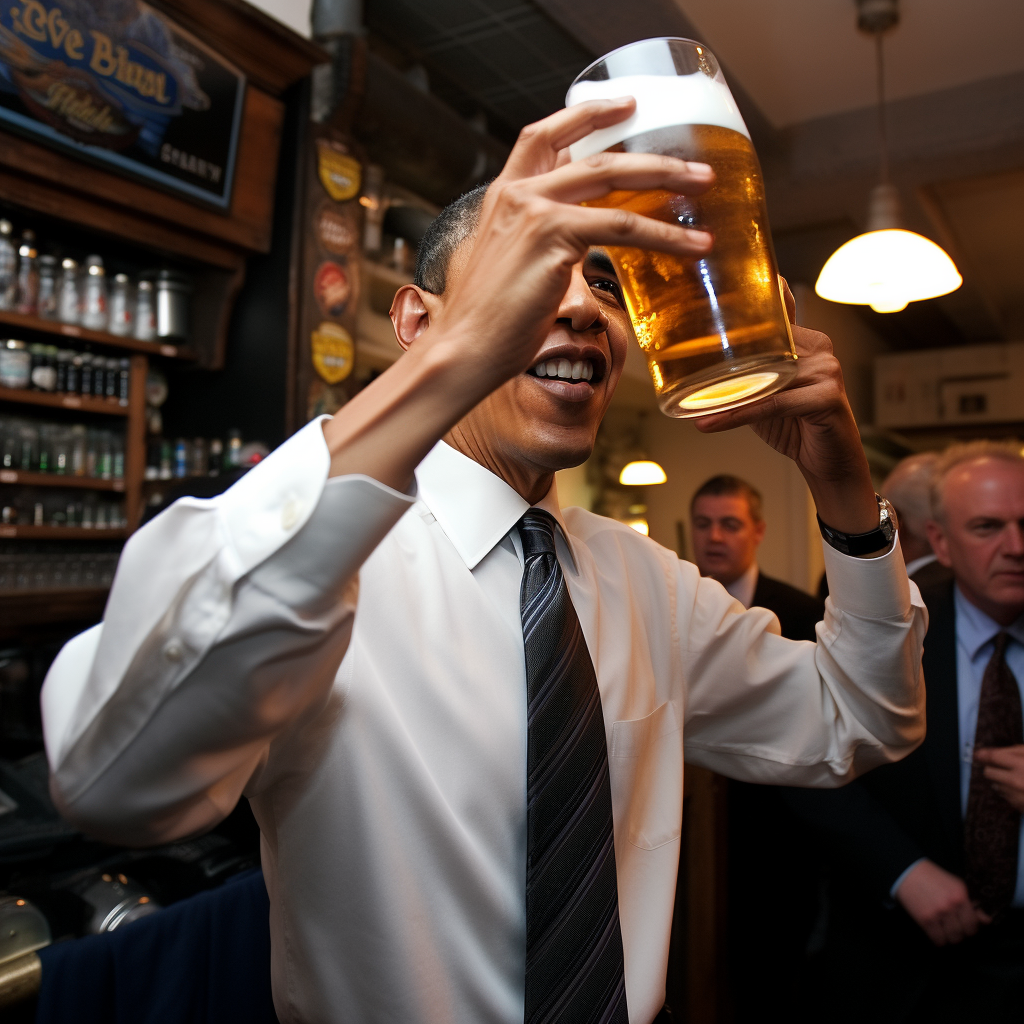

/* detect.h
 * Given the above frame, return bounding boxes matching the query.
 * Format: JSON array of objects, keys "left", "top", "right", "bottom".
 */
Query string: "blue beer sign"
[{"left": 0, "top": 0, "right": 246, "bottom": 208}]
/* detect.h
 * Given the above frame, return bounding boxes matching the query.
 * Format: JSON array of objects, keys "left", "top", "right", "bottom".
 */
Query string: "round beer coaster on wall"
[
  {"left": 311, "top": 322, "right": 354, "bottom": 385},
  {"left": 314, "top": 260, "right": 351, "bottom": 317},
  {"left": 316, "top": 141, "right": 361, "bottom": 202},
  {"left": 316, "top": 204, "right": 357, "bottom": 255}
]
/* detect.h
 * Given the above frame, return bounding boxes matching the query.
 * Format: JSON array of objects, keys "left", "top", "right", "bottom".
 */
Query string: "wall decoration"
[
  {"left": 311, "top": 321, "right": 354, "bottom": 385},
  {"left": 0, "top": 0, "right": 246, "bottom": 208}
]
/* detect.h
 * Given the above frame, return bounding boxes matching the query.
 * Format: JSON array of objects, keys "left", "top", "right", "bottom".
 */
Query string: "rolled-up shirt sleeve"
[
  {"left": 680, "top": 536, "right": 927, "bottom": 786},
  {"left": 42, "top": 417, "right": 416, "bottom": 845}
]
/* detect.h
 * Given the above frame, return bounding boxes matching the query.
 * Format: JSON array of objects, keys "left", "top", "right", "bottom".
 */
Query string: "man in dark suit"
[
  {"left": 787, "top": 441, "right": 1024, "bottom": 1022},
  {"left": 690, "top": 474, "right": 823, "bottom": 638},
  {"left": 689, "top": 475, "right": 826, "bottom": 1017}
]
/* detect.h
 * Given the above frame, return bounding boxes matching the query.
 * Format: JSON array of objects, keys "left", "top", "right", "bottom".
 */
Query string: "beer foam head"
[{"left": 566, "top": 73, "right": 750, "bottom": 161}]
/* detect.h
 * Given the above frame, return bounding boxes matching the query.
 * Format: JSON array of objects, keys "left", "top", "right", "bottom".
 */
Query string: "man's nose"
[
  {"left": 1004, "top": 522, "right": 1024, "bottom": 556},
  {"left": 555, "top": 262, "right": 609, "bottom": 334}
]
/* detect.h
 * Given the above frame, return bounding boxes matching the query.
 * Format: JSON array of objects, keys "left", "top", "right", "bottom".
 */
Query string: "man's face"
[
  {"left": 690, "top": 494, "right": 765, "bottom": 586},
  {"left": 441, "top": 246, "right": 631, "bottom": 475},
  {"left": 928, "top": 458, "right": 1024, "bottom": 625}
]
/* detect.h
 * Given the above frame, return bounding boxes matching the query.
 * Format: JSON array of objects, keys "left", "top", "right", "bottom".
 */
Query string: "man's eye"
[{"left": 590, "top": 278, "right": 624, "bottom": 303}]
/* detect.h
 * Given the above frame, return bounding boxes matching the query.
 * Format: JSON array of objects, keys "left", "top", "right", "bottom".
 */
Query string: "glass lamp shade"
[
  {"left": 815, "top": 228, "right": 962, "bottom": 314},
  {"left": 619, "top": 460, "right": 667, "bottom": 486}
]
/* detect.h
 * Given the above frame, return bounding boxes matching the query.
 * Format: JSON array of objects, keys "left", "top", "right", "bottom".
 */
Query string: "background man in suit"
[
  {"left": 689, "top": 474, "right": 826, "bottom": 1017},
  {"left": 881, "top": 452, "right": 951, "bottom": 589},
  {"left": 690, "top": 474, "right": 823, "bottom": 638},
  {"left": 788, "top": 440, "right": 1024, "bottom": 1022}
]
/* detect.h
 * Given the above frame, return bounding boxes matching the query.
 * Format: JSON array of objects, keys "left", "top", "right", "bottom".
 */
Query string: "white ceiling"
[{"left": 673, "top": 0, "right": 1024, "bottom": 127}]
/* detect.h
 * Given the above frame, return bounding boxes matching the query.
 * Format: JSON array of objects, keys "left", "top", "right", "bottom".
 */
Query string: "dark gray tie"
[{"left": 518, "top": 509, "right": 628, "bottom": 1024}]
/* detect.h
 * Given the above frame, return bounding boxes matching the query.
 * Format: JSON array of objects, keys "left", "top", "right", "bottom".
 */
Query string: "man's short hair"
[
  {"left": 881, "top": 452, "right": 939, "bottom": 538},
  {"left": 690, "top": 475, "right": 763, "bottom": 523},
  {"left": 930, "top": 440, "right": 1024, "bottom": 522},
  {"left": 414, "top": 183, "right": 490, "bottom": 295}
]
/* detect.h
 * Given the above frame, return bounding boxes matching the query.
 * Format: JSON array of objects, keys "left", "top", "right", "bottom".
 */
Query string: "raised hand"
[{"left": 692, "top": 280, "right": 880, "bottom": 537}]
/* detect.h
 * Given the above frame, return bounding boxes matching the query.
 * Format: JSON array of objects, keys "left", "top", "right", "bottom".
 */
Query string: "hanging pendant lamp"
[{"left": 814, "top": 0, "right": 961, "bottom": 314}]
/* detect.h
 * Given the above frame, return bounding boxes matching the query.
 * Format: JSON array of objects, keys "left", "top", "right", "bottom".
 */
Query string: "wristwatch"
[{"left": 817, "top": 494, "right": 898, "bottom": 557}]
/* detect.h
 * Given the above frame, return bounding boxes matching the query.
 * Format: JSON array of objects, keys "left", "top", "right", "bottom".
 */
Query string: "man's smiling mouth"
[{"left": 526, "top": 355, "right": 606, "bottom": 384}]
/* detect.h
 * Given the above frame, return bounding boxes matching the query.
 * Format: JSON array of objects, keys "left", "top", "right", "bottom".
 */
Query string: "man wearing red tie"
[{"left": 788, "top": 441, "right": 1024, "bottom": 1021}]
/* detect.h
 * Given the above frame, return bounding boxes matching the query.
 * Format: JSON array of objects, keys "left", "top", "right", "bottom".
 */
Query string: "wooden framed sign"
[{"left": 0, "top": 0, "right": 246, "bottom": 209}]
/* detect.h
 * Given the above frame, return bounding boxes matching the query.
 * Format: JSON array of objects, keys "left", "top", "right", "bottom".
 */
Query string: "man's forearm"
[{"left": 323, "top": 330, "right": 496, "bottom": 491}]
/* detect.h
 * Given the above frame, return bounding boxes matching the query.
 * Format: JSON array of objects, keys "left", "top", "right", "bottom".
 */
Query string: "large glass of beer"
[{"left": 567, "top": 38, "right": 797, "bottom": 418}]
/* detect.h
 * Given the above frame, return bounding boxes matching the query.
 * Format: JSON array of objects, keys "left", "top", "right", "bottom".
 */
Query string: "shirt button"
[
  {"left": 281, "top": 498, "right": 301, "bottom": 531},
  {"left": 163, "top": 640, "right": 183, "bottom": 663}
]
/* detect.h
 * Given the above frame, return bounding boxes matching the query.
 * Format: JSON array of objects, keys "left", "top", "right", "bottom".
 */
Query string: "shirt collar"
[
  {"left": 724, "top": 561, "right": 759, "bottom": 610},
  {"left": 954, "top": 584, "right": 1024, "bottom": 660},
  {"left": 414, "top": 441, "right": 578, "bottom": 572}
]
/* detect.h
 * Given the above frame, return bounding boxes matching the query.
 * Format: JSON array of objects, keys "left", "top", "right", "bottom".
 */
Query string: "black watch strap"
[{"left": 817, "top": 495, "right": 898, "bottom": 557}]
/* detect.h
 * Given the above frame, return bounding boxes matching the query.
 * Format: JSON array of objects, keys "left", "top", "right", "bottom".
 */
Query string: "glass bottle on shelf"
[
  {"left": 15, "top": 232, "right": 38, "bottom": 315},
  {"left": 113, "top": 432, "right": 124, "bottom": 480},
  {"left": 71, "top": 423, "right": 86, "bottom": 476},
  {"left": 134, "top": 279, "right": 156, "bottom": 341},
  {"left": 109, "top": 274, "right": 133, "bottom": 336},
  {"left": 81, "top": 255, "right": 108, "bottom": 331},
  {"left": 93, "top": 355, "right": 106, "bottom": 398},
  {"left": 58, "top": 258, "right": 80, "bottom": 324},
  {"left": 30, "top": 344, "right": 57, "bottom": 392},
  {"left": 190, "top": 437, "right": 208, "bottom": 477},
  {"left": 0, "top": 219, "right": 16, "bottom": 310},
  {"left": 104, "top": 357, "right": 118, "bottom": 399},
  {"left": 227, "top": 429, "right": 242, "bottom": 468},
  {"left": 208, "top": 438, "right": 223, "bottom": 476},
  {"left": 0, "top": 338, "right": 31, "bottom": 389},
  {"left": 37, "top": 255, "right": 58, "bottom": 319}
]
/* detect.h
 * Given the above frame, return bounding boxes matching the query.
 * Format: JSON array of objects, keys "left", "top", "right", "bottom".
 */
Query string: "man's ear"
[
  {"left": 390, "top": 284, "right": 441, "bottom": 352},
  {"left": 925, "top": 519, "right": 952, "bottom": 567}
]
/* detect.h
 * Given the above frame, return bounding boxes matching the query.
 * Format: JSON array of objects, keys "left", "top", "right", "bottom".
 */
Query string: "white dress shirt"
[
  {"left": 723, "top": 561, "right": 759, "bottom": 610},
  {"left": 41, "top": 419, "right": 927, "bottom": 1024}
]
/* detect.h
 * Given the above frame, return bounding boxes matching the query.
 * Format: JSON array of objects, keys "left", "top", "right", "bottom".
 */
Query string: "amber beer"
[{"left": 568, "top": 40, "right": 797, "bottom": 417}]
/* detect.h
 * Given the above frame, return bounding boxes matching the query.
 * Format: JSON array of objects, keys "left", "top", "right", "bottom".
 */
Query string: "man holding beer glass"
[{"left": 43, "top": 39, "right": 925, "bottom": 1024}]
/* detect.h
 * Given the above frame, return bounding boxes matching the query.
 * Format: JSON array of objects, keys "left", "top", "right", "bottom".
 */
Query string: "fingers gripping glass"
[{"left": 567, "top": 38, "right": 797, "bottom": 418}]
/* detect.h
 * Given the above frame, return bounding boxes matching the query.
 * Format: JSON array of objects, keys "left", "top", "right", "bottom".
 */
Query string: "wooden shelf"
[
  {"left": 0, "top": 526, "right": 128, "bottom": 540},
  {"left": 0, "top": 587, "right": 109, "bottom": 632},
  {"left": 0, "top": 385, "right": 130, "bottom": 416},
  {"left": 0, "top": 309, "right": 197, "bottom": 360},
  {"left": 0, "top": 470, "right": 124, "bottom": 492}
]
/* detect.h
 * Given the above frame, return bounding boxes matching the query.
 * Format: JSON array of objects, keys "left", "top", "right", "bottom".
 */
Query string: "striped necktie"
[{"left": 518, "top": 509, "right": 628, "bottom": 1024}]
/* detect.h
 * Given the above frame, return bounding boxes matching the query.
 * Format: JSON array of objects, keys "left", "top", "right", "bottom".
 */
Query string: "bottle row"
[
  {"left": 1, "top": 340, "right": 131, "bottom": 402},
  {"left": 145, "top": 431, "right": 246, "bottom": 481},
  {"left": 0, "top": 542, "right": 122, "bottom": 591},
  {"left": 0, "top": 219, "right": 191, "bottom": 342},
  {"left": 1, "top": 416, "right": 125, "bottom": 480},
  {"left": 0, "top": 492, "right": 127, "bottom": 530}
]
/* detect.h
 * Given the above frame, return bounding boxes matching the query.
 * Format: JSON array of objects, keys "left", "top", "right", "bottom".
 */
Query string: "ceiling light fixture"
[
  {"left": 619, "top": 460, "right": 668, "bottom": 486},
  {"left": 814, "top": 0, "right": 961, "bottom": 314}
]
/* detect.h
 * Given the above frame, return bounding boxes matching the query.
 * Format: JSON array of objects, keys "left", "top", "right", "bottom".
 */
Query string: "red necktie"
[{"left": 963, "top": 632, "right": 1023, "bottom": 915}]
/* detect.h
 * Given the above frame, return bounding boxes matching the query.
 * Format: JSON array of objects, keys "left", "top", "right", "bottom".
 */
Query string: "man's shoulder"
[{"left": 560, "top": 506, "right": 684, "bottom": 572}]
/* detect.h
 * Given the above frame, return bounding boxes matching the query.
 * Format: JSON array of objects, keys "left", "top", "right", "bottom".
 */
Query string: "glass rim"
[{"left": 570, "top": 36, "right": 710, "bottom": 87}]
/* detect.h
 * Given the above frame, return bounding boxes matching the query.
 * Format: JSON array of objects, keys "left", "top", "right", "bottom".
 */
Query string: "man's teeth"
[{"left": 533, "top": 359, "right": 594, "bottom": 381}]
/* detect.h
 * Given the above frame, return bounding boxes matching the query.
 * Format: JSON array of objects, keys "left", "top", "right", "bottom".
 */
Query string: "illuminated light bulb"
[
  {"left": 626, "top": 517, "right": 650, "bottom": 535},
  {"left": 619, "top": 460, "right": 667, "bottom": 486},
  {"left": 815, "top": 226, "right": 961, "bottom": 313}
]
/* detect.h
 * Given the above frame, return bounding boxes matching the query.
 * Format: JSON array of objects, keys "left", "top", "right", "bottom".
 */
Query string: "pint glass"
[{"left": 567, "top": 38, "right": 797, "bottom": 418}]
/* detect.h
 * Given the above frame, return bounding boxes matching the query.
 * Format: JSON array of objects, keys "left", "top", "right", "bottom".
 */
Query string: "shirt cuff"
[
  {"left": 821, "top": 530, "right": 913, "bottom": 619},
  {"left": 889, "top": 857, "right": 927, "bottom": 901}
]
